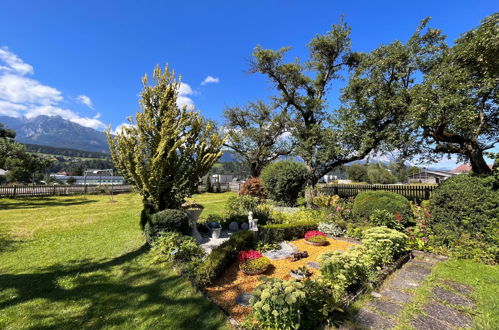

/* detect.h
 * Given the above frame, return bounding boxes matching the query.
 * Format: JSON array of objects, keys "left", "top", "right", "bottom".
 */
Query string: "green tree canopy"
[
  {"left": 409, "top": 14, "right": 498, "bottom": 174},
  {"left": 106, "top": 65, "right": 225, "bottom": 212},
  {"left": 223, "top": 100, "right": 292, "bottom": 177}
]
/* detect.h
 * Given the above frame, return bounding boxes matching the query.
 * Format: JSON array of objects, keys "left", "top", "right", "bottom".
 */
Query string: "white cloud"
[
  {"left": 177, "top": 82, "right": 195, "bottom": 109},
  {"left": 0, "top": 47, "right": 105, "bottom": 130},
  {"left": 0, "top": 47, "right": 34, "bottom": 75},
  {"left": 201, "top": 75, "right": 219, "bottom": 86},
  {"left": 76, "top": 94, "right": 93, "bottom": 109},
  {"left": 113, "top": 122, "right": 134, "bottom": 135},
  {"left": 0, "top": 74, "right": 62, "bottom": 105}
]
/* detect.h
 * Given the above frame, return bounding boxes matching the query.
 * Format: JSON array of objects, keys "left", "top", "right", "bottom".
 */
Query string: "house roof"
[
  {"left": 408, "top": 169, "right": 455, "bottom": 178},
  {"left": 0, "top": 169, "right": 7, "bottom": 176},
  {"left": 451, "top": 163, "right": 493, "bottom": 173}
]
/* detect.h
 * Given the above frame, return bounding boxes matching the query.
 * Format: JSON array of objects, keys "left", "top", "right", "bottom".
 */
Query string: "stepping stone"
[
  {"left": 368, "top": 300, "right": 402, "bottom": 316},
  {"left": 397, "top": 269, "right": 427, "bottom": 282},
  {"left": 262, "top": 242, "right": 298, "bottom": 260},
  {"left": 423, "top": 302, "right": 472, "bottom": 327},
  {"left": 380, "top": 289, "right": 414, "bottom": 304},
  {"left": 411, "top": 259, "right": 435, "bottom": 268},
  {"left": 432, "top": 286, "right": 474, "bottom": 307},
  {"left": 306, "top": 261, "right": 320, "bottom": 269},
  {"left": 236, "top": 293, "right": 253, "bottom": 307},
  {"left": 240, "top": 223, "right": 249, "bottom": 230},
  {"left": 405, "top": 264, "right": 433, "bottom": 276},
  {"left": 354, "top": 308, "right": 394, "bottom": 329},
  {"left": 441, "top": 280, "right": 473, "bottom": 295},
  {"left": 390, "top": 277, "right": 422, "bottom": 290},
  {"left": 412, "top": 316, "right": 452, "bottom": 330},
  {"left": 228, "top": 222, "right": 239, "bottom": 232}
]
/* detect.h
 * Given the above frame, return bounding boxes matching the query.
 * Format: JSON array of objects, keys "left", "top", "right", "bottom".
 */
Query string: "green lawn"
[
  {"left": 0, "top": 193, "right": 230, "bottom": 329},
  {"left": 393, "top": 259, "right": 499, "bottom": 330},
  {"left": 189, "top": 192, "right": 236, "bottom": 221}
]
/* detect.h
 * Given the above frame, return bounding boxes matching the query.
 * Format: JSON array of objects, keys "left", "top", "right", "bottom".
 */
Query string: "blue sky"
[{"left": 0, "top": 0, "right": 496, "bottom": 167}]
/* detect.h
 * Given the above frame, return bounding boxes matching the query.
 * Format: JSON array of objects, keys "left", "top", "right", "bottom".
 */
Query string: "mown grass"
[
  {"left": 189, "top": 192, "right": 236, "bottom": 221},
  {"left": 0, "top": 193, "right": 230, "bottom": 329},
  {"left": 392, "top": 259, "right": 499, "bottom": 330}
]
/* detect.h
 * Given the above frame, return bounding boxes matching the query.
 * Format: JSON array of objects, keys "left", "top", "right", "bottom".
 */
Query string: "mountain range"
[{"left": 0, "top": 115, "right": 110, "bottom": 153}]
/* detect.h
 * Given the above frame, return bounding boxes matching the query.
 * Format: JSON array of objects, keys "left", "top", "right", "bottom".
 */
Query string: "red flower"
[
  {"left": 238, "top": 250, "right": 262, "bottom": 263},
  {"left": 304, "top": 230, "right": 326, "bottom": 240}
]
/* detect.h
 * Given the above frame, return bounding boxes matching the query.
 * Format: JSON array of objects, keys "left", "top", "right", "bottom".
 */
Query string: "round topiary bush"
[
  {"left": 352, "top": 190, "right": 411, "bottom": 223},
  {"left": 260, "top": 160, "right": 309, "bottom": 206},
  {"left": 239, "top": 177, "right": 266, "bottom": 199},
  {"left": 429, "top": 174, "right": 498, "bottom": 245},
  {"left": 144, "top": 209, "right": 192, "bottom": 244}
]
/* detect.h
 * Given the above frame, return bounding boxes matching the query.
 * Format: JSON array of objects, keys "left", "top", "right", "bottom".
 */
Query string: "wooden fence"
[
  {"left": 320, "top": 184, "right": 437, "bottom": 201},
  {"left": 0, "top": 184, "right": 133, "bottom": 198}
]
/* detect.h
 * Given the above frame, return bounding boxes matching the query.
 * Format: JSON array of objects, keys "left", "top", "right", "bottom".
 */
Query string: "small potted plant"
[
  {"left": 239, "top": 250, "right": 270, "bottom": 275},
  {"left": 290, "top": 266, "right": 312, "bottom": 280},
  {"left": 304, "top": 230, "right": 327, "bottom": 246},
  {"left": 209, "top": 221, "right": 222, "bottom": 239}
]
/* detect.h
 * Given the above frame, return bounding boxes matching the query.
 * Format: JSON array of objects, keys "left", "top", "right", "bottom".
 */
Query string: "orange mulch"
[{"left": 204, "top": 237, "right": 354, "bottom": 323}]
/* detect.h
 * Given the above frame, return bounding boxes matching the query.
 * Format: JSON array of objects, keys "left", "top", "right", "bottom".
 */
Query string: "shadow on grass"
[
  {"left": 0, "top": 245, "right": 227, "bottom": 329},
  {"left": 0, "top": 197, "right": 97, "bottom": 210},
  {"left": 0, "top": 233, "right": 20, "bottom": 253}
]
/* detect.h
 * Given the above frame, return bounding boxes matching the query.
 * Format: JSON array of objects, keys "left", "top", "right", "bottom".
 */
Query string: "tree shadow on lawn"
[
  {"left": 0, "top": 197, "right": 97, "bottom": 210},
  {"left": 0, "top": 245, "right": 228, "bottom": 329}
]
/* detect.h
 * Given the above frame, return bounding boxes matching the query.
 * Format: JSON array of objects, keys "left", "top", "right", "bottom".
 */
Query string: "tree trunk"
[
  {"left": 250, "top": 162, "right": 260, "bottom": 178},
  {"left": 305, "top": 174, "right": 319, "bottom": 208},
  {"left": 467, "top": 147, "right": 491, "bottom": 175}
]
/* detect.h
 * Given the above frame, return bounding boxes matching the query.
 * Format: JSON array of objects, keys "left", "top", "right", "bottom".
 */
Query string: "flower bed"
[
  {"left": 204, "top": 237, "right": 354, "bottom": 323},
  {"left": 304, "top": 230, "right": 327, "bottom": 246}
]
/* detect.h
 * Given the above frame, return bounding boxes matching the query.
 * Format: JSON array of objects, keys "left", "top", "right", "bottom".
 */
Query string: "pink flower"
[
  {"left": 304, "top": 230, "right": 326, "bottom": 240},
  {"left": 345, "top": 208, "right": 351, "bottom": 213},
  {"left": 238, "top": 250, "right": 262, "bottom": 263},
  {"left": 336, "top": 206, "right": 342, "bottom": 211}
]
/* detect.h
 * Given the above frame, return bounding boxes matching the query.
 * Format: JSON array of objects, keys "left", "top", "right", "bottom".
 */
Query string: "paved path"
[{"left": 349, "top": 251, "right": 475, "bottom": 329}]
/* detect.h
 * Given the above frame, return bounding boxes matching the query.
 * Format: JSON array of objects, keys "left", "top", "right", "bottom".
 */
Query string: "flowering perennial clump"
[
  {"left": 304, "top": 231, "right": 326, "bottom": 240},
  {"left": 238, "top": 250, "right": 263, "bottom": 263}
]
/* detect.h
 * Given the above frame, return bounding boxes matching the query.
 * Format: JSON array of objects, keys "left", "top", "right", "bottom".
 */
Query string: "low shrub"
[
  {"left": 150, "top": 232, "right": 204, "bottom": 264},
  {"left": 353, "top": 191, "right": 411, "bottom": 223},
  {"left": 319, "top": 247, "right": 372, "bottom": 295},
  {"left": 318, "top": 222, "right": 345, "bottom": 237},
  {"left": 259, "top": 221, "right": 318, "bottom": 244},
  {"left": 239, "top": 177, "right": 266, "bottom": 199},
  {"left": 249, "top": 278, "right": 306, "bottom": 329},
  {"left": 311, "top": 194, "right": 340, "bottom": 209},
  {"left": 144, "top": 209, "right": 191, "bottom": 244},
  {"left": 362, "top": 226, "right": 408, "bottom": 266},
  {"left": 189, "top": 230, "right": 254, "bottom": 287},
  {"left": 304, "top": 230, "right": 327, "bottom": 244},
  {"left": 429, "top": 174, "right": 498, "bottom": 249},
  {"left": 239, "top": 256, "right": 271, "bottom": 273},
  {"left": 261, "top": 160, "right": 309, "bottom": 206}
]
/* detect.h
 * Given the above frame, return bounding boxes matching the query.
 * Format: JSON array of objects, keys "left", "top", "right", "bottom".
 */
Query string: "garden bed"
[{"left": 204, "top": 237, "right": 354, "bottom": 322}]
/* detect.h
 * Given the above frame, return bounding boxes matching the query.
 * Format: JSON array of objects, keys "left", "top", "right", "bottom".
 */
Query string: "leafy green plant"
[
  {"left": 150, "top": 232, "right": 205, "bottom": 264},
  {"left": 144, "top": 209, "right": 191, "bottom": 244},
  {"left": 429, "top": 174, "right": 498, "bottom": 251},
  {"left": 318, "top": 247, "right": 371, "bottom": 295},
  {"left": 369, "top": 209, "right": 403, "bottom": 230},
  {"left": 259, "top": 221, "right": 318, "bottom": 244},
  {"left": 318, "top": 222, "right": 345, "bottom": 237},
  {"left": 353, "top": 190, "right": 412, "bottom": 223},
  {"left": 250, "top": 277, "right": 307, "bottom": 329},
  {"left": 311, "top": 194, "right": 340, "bottom": 209},
  {"left": 261, "top": 160, "right": 309, "bottom": 206},
  {"left": 256, "top": 241, "right": 281, "bottom": 253},
  {"left": 240, "top": 256, "right": 271, "bottom": 273},
  {"left": 362, "top": 226, "right": 408, "bottom": 266}
]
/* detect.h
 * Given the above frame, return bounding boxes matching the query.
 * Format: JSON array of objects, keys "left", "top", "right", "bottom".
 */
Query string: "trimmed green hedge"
[
  {"left": 144, "top": 209, "right": 192, "bottom": 244},
  {"left": 259, "top": 221, "right": 319, "bottom": 244},
  {"left": 353, "top": 190, "right": 411, "bottom": 223},
  {"left": 190, "top": 230, "right": 254, "bottom": 287}
]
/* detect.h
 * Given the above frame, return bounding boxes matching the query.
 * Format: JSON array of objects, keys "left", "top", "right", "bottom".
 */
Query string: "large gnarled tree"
[
  {"left": 106, "top": 65, "right": 225, "bottom": 214},
  {"left": 250, "top": 18, "right": 443, "bottom": 189},
  {"left": 223, "top": 100, "right": 292, "bottom": 177},
  {"left": 410, "top": 14, "right": 498, "bottom": 174}
]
